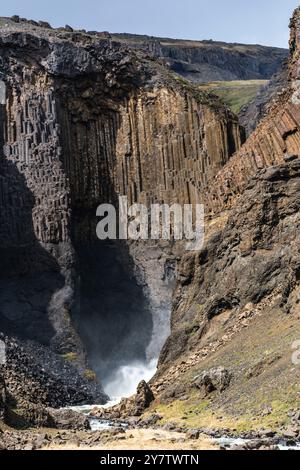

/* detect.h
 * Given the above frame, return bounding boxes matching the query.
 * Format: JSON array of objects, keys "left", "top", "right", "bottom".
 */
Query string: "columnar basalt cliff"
[
  {"left": 0, "top": 17, "right": 244, "bottom": 405},
  {"left": 203, "top": 7, "right": 300, "bottom": 215}
]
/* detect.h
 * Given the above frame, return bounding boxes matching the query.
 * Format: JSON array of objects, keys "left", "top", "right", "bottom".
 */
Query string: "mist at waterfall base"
[
  {"left": 75, "top": 241, "right": 171, "bottom": 400},
  {"left": 103, "top": 359, "right": 158, "bottom": 398},
  {"left": 100, "top": 300, "right": 171, "bottom": 398}
]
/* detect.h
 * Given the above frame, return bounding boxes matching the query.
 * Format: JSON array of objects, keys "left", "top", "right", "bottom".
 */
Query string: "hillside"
[
  {"left": 112, "top": 33, "right": 288, "bottom": 82},
  {"left": 198, "top": 79, "right": 269, "bottom": 114}
]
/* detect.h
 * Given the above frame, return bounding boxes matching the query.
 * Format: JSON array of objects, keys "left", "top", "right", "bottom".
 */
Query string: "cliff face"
[
  {"left": 202, "top": 7, "right": 300, "bottom": 216},
  {"left": 239, "top": 64, "right": 288, "bottom": 136},
  {"left": 151, "top": 7, "right": 300, "bottom": 430},
  {"left": 113, "top": 34, "right": 288, "bottom": 83},
  {"left": 0, "top": 18, "right": 244, "bottom": 401}
]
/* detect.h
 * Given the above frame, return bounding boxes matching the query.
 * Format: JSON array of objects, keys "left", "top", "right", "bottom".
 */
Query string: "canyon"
[
  {"left": 0, "top": 6, "right": 300, "bottom": 450},
  {"left": 0, "top": 15, "right": 244, "bottom": 411}
]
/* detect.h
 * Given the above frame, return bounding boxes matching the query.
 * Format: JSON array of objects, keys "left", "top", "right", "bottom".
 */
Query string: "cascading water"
[
  {"left": 103, "top": 359, "right": 158, "bottom": 398},
  {"left": 74, "top": 240, "right": 173, "bottom": 400}
]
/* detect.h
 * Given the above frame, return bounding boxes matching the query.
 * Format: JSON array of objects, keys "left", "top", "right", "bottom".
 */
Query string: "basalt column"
[
  {"left": 0, "top": 73, "right": 83, "bottom": 358},
  {"left": 55, "top": 78, "right": 244, "bottom": 383}
]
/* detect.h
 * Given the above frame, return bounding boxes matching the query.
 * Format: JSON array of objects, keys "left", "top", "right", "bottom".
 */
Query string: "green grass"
[
  {"left": 150, "top": 394, "right": 293, "bottom": 434},
  {"left": 198, "top": 80, "right": 269, "bottom": 114}
]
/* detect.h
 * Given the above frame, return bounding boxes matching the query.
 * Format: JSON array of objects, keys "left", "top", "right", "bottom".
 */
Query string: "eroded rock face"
[
  {"left": 160, "top": 159, "right": 300, "bottom": 365},
  {"left": 152, "top": 8, "right": 300, "bottom": 407},
  {"left": 239, "top": 64, "right": 288, "bottom": 136},
  {"left": 133, "top": 380, "right": 155, "bottom": 416}
]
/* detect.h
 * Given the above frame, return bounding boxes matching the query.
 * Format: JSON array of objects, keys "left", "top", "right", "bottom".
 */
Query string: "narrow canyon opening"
[
  {"left": 73, "top": 238, "right": 160, "bottom": 398},
  {"left": 55, "top": 79, "right": 179, "bottom": 400}
]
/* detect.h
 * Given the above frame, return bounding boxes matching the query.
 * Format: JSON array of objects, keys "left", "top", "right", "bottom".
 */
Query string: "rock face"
[
  {"left": 0, "top": 17, "right": 244, "bottom": 395},
  {"left": 1, "top": 335, "right": 107, "bottom": 409},
  {"left": 112, "top": 33, "right": 288, "bottom": 83},
  {"left": 239, "top": 64, "right": 288, "bottom": 136},
  {"left": 0, "top": 373, "right": 6, "bottom": 421},
  {"left": 133, "top": 380, "right": 155, "bottom": 416},
  {"left": 160, "top": 158, "right": 300, "bottom": 365},
  {"left": 153, "top": 10, "right": 300, "bottom": 423},
  {"left": 203, "top": 7, "right": 300, "bottom": 216},
  {"left": 0, "top": 8, "right": 298, "bottom": 431}
]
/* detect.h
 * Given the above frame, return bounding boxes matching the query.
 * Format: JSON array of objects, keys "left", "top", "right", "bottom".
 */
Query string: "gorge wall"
[
  {"left": 0, "top": 17, "right": 244, "bottom": 399},
  {"left": 203, "top": 7, "right": 300, "bottom": 216},
  {"left": 148, "top": 7, "right": 300, "bottom": 429},
  {"left": 112, "top": 33, "right": 288, "bottom": 83}
]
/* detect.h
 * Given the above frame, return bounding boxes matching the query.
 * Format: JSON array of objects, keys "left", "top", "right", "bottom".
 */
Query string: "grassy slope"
[
  {"left": 198, "top": 80, "right": 269, "bottom": 114},
  {"left": 146, "top": 305, "right": 300, "bottom": 434}
]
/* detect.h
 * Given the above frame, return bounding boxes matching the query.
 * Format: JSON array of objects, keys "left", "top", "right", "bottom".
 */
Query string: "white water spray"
[{"left": 103, "top": 359, "right": 157, "bottom": 398}]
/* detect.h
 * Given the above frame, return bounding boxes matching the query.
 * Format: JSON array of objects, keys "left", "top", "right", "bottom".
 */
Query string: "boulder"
[
  {"left": 186, "top": 429, "right": 200, "bottom": 440},
  {"left": 38, "top": 21, "right": 52, "bottom": 29},
  {"left": 64, "top": 25, "right": 74, "bottom": 32},
  {"left": 132, "top": 381, "right": 155, "bottom": 416},
  {"left": 47, "top": 409, "right": 91, "bottom": 431},
  {"left": 193, "top": 367, "right": 232, "bottom": 395}
]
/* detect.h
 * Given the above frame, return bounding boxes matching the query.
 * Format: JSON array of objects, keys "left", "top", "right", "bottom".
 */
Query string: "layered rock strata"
[{"left": 153, "top": 8, "right": 300, "bottom": 421}]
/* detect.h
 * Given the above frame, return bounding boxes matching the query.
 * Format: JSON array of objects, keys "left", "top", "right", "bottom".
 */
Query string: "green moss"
[
  {"left": 83, "top": 369, "right": 98, "bottom": 382},
  {"left": 61, "top": 352, "right": 78, "bottom": 362}
]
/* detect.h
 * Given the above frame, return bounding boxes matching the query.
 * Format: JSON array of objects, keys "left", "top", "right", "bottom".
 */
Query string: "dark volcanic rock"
[
  {"left": 160, "top": 159, "right": 300, "bottom": 365},
  {"left": 47, "top": 408, "right": 91, "bottom": 431},
  {"left": 193, "top": 367, "right": 232, "bottom": 395},
  {"left": 0, "top": 16, "right": 244, "bottom": 415},
  {"left": 1, "top": 335, "right": 108, "bottom": 410},
  {"left": 133, "top": 381, "right": 155, "bottom": 416}
]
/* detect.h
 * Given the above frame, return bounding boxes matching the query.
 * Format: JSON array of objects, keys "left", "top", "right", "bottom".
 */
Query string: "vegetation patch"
[
  {"left": 83, "top": 369, "right": 98, "bottom": 382},
  {"left": 198, "top": 80, "right": 269, "bottom": 114},
  {"left": 61, "top": 352, "right": 78, "bottom": 362}
]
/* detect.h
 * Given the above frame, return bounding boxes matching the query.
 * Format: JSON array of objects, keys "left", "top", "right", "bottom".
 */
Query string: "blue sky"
[{"left": 1, "top": 0, "right": 299, "bottom": 47}]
